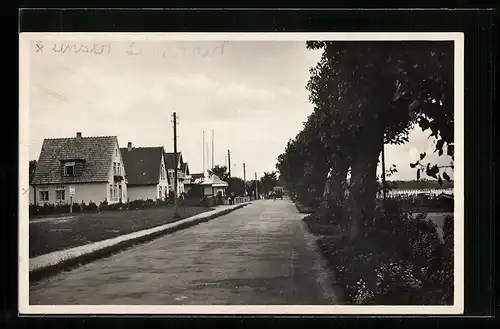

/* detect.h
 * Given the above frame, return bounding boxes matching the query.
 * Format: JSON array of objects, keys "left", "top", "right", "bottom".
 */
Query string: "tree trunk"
[
  {"left": 346, "top": 128, "right": 383, "bottom": 241},
  {"left": 320, "top": 157, "right": 350, "bottom": 223}
]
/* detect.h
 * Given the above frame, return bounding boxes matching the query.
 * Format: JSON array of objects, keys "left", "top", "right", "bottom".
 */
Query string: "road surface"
[{"left": 29, "top": 199, "right": 337, "bottom": 305}]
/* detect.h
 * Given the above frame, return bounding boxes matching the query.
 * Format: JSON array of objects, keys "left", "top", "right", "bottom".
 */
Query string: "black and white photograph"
[{"left": 19, "top": 33, "right": 464, "bottom": 314}]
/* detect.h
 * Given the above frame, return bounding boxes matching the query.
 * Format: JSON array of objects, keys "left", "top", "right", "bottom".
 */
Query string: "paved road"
[{"left": 29, "top": 199, "right": 337, "bottom": 305}]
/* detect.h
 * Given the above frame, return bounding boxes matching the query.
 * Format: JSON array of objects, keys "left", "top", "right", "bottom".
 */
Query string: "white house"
[
  {"left": 164, "top": 151, "right": 188, "bottom": 196},
  {"left": 120, "top": 143, "right": 170, "bottom": 201},
  {"left": 31, "top": 132, "right": 128, "bottom": 205}
]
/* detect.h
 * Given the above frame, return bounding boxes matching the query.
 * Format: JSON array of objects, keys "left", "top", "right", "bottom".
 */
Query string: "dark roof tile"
[
  {"left": 164, "top": 152, "right": 183, "bottom": 170},
  {"left": 120, "top": 147, "right": 164, "bottom": 186},
  {"left": 32, "top": 136, "right": 117, "bottom": 185}
]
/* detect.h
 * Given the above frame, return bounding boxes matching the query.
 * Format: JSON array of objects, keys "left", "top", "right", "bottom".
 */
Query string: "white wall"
[
  {"left": 158, "top": 152, "right": 169, "bottom": 198},
  {"left": 202, "top": 186, "right": 226, "bottom": 197},
  {"left": 127, "top": 185, "right": 158, "bottom": 201},
  {"left": 33, "top": 183, "right": 107, "bottom": 205},
  {"left": 107, "top": 140, "right": 128, "bottom": 203}
]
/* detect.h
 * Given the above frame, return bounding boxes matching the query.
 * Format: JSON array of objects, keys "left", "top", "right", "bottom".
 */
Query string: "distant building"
[
  {"left": 164, "top": 151, "right": 187, "bottom": 196},
  {"left": 31, "top": 132, "right": 128, "bottom": 205},
  {"left": 120, "top": 143, "right": 170, "bottom": 201},
  {"left": 200, "top": 175, "right": 228, "bottom": 197}
]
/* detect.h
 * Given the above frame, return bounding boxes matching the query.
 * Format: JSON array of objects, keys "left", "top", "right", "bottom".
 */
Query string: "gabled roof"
[
  {"left": 191, "top": 173, "right": 205, "bottom": 179},
  {"left": 120, "top": 146, "right": 165, "bottom": 186},
  {"left": 201, "top": 174, "right": 228, "bottom": 187},
  {"left": 32, "top": 135, "right": 117, "bottom": 185},
  {"left": 164, "top": 152, "right": 183, "bottom": 171},
  {"left": 180, "top": 162, "right": 190, "bottom": 175}
]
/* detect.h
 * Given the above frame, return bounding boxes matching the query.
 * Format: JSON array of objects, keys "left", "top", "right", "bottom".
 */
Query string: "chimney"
[
  {"left": 127, "top": 142, "right": 132, "bottom": 151},
  {"left": 76, "top": 132, "right": 82, "bottom": 140}
]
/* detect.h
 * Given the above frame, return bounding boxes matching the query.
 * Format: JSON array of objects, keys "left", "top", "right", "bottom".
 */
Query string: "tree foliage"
[
  {"left": 208, "top": 165, "right": 229, "bottom": 181},
  {"left": 29, "top": 160, "right": 37, "bottom": 185},
  {"left": 226, "top": 177, "right": 246, "bottom": 196},
  {"left": 277, "top": 40, "right": 454, "bottom": 240},
  {"left": 260, "top": 171, "right": 279, "bottom": 194}
]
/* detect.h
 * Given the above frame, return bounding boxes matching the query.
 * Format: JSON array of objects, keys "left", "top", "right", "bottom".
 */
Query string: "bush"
[
  {"left": 83, "top": 201, "right": 99, "bottom": 213},
  {"left": 128, "top": 199, "right": 145, "bottom": 210},
  {"left": 99, "top": 200, "right": 109, "bottom": 211},
  {"left": 322, "top": 201, "right": 454, "bottom": 305}
]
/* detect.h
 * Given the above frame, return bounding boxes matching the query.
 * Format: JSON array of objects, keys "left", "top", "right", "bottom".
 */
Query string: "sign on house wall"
[{"left": 69, "top": 186, "right": 75, "bottom": 196}]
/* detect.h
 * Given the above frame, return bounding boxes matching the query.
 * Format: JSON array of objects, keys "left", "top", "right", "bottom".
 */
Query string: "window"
[
  {"left": 39, "top": 189, "right": 49, "bottom": 202},
  {"left": 64, "top": 162, "right": 75, "bottom": 176},
  {"left": 56, "top": 187, "right": 65, "bottom": 202},
  {"left": 109, "top": 184, "right": 113, "bottom": 200},
  {"left": 159, "top": 186, "right": 162, "bottom": 198},
  {"left": 117, "top": 163, "right": 121, "bottom": 176},
  {"left": 160, "top": 164, "right": 165, "bottom": 180},
  {"left": 113, "top": 162, "right": 117, "bottom": 176}
]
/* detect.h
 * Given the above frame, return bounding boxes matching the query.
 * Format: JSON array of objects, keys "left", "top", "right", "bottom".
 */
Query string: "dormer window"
[
  {"left": 60, "top": 159, "right": 85, "bottom": 177},
  {"left": 64, "top": 161, "right": 75, "bottom": 176}
]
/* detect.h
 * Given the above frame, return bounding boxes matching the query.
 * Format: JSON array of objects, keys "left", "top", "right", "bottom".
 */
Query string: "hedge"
[
  {"left": 313, "top": 199, "right": 454, "bottom": 305},
  {"left": 29, "top": 197, "right": 181, "bottom": 217}
]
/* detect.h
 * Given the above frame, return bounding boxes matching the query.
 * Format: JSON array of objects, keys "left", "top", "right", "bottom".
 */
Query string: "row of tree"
[
  {"left": 276, "top": 41, "right": 455, "bottom": 241},
  {"left": 207, "top": 165, "right": 279, "bottom": 197}
]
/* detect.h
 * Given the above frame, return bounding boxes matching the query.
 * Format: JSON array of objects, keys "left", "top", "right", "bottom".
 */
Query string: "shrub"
[
  {"left": 324, "top": 201, "right": 454, "bottom": 305},
  {"left": 129, "top": 199, "right": 146, "bottom": 210},
  {"left": 84, "top": 201, "right": 99, "bottom": 213},
  {"left": 99, "top": 200, "right": 109, "bottom": 211}
]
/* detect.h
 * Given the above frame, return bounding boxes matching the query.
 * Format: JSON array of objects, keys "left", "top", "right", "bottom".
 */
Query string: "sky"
[{"left": 28, "top": 38, "right": 453, "bottom": 181}]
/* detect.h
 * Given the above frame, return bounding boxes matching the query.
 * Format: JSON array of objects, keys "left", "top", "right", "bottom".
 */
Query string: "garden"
[
  {"left": 29, "top": 198, "right": 213, "bottom": 258},
  {"left": 276, "top": 41, "right": 455, "bottom": 305}
]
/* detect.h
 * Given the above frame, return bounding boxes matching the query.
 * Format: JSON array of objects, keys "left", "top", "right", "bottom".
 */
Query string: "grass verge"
[
  {"left": 29, "top": 206, "right": 212, "bottom": 258},
  {"left": 29, "top": 203, "right": 249, "bottom": 283}
]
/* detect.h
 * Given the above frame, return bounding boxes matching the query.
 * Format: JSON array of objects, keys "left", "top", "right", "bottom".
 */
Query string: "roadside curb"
[{"left": 29, "top": 202, "right": 250, "bottom": 283}]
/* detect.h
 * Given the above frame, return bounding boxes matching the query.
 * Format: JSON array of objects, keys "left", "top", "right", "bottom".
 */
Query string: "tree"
[
  {"left": 260, "top": 171, "right": 278, "bottom": 194},
  {"left": 208, "top": 165, "right": 229, "bottom": 181},
  {"left": 29, "top": 160, "right": 37, "bottom": 185},
  {"left": 277, "top": 41, "right": 454, "bottom": 241},
  {"left": 226, "top": 177, "right": 246, "bottom": 196}
]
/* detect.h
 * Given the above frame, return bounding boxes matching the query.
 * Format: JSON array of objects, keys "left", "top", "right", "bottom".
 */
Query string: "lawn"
[{"left": 29, "top": 206, "right": 213, "bottom": 258}]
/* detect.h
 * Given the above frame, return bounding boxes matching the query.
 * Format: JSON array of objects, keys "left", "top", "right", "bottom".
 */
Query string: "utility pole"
[
  {"left": 255, "top": 172, "right": 258, "bottom": 200},
  {"left": 212, "top": 129, "right": 214, "bottom": 170},
  {"left": 202, "top": 130, "right": 205, "bottom": 175},
  {"left": 172, "top": 112, "right": 179, "bottom": 218},
  {"left": 227, "top": 150, "right": 231, "bottom": 178},
  {"left": 243, "top": 162, "right": 246, "bottom": 196},
  {"left": 381, "top": 142, "right": 387, "bottom": 201}
]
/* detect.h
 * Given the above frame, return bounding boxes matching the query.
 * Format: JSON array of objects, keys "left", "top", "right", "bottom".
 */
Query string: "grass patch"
[
  {"left": 295, "top": 202, "right": 317, "bottom": 214},
  {"left": 29, "top": 204, "right": 249, "bottom": 283},
  {"left": 29, "top": 206, "right": 212, "bottom": 258}
]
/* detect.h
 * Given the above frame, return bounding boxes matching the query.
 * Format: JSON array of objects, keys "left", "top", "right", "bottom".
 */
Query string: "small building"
[
  {"left": 31, "top": 132, "right": 128, "bottom": 205},
  {"left": 120, "top": 143, "right": 170, "bottom": 201},
  {"left": 190, "top": 173, "right": 205, "bottom": 184},
  {"left": 200, "top": 175, "right": 228, "bottom": 197}
]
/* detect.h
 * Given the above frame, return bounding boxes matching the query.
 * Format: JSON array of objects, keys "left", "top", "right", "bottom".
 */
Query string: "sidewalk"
[{"left": 29, "top": 202, "right": 250, "bottom": 281}]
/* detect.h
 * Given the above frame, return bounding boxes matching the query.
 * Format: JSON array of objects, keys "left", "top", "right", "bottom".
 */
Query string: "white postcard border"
[{"left": 18, "top": 32, "right": 465, "bottom": 315}]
